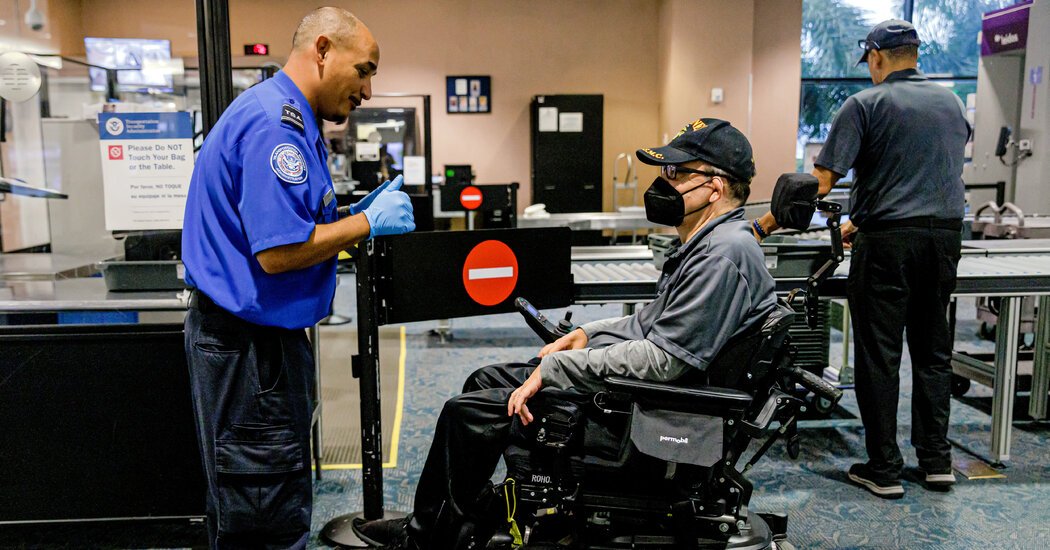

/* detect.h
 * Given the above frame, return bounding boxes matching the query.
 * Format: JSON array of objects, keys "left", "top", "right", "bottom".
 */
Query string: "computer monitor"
[{"left": 85, "top": 37, "right": 174, "bottom": 93}]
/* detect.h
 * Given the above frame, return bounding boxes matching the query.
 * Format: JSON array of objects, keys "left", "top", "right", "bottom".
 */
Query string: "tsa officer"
[{"left": 181, "top": 7, "right": 414, "bottom": 548}]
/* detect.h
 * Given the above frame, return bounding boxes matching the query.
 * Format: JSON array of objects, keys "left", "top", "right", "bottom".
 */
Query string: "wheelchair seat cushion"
[{"left": 604, "top": 375, "right": 752, "bottom": 411}]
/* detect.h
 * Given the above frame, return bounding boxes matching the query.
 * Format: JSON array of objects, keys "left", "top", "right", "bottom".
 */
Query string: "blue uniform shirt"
[{"left": 182, "top": 71, "right": 338, "bottom": 329}]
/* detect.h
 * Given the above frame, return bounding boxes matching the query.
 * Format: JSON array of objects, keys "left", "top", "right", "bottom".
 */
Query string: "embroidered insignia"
[
  {"left": 281, "top": 103, "right": 305, "bottom": 132},
  {"left": 270, "top": 143, "right": 308, "bottom": 184},
  {"left": 642, "top": 148, "right": 665, "bottom": 160}
]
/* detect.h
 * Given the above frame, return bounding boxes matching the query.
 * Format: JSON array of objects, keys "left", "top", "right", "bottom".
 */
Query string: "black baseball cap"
[
  {"left": 636, "top": 118, "right": 756, "bottom": 183},
  {"left": 857, "top": 19, "right": 921, "bottom": 65}
]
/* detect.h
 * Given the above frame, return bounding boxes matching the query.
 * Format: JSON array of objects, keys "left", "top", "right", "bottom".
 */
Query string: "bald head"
[
  {"left": 291, "top": 7, "right": 361, "bottom": 51},
  {"left": 282, "top": 7, "right": 379, "bottom": 124}
]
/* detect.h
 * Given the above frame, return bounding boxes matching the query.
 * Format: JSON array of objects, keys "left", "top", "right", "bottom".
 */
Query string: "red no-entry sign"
[
  {"left": 462, "top": 240, "right": 519, "bottom": 306},
  {"left": 460, "top": 185, "right": 483, "bottom": 210}
]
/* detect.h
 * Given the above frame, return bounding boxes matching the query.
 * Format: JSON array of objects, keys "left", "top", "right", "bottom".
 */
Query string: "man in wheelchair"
[{"left": 357, "top": 119, "right": 812, "bottom": 549}]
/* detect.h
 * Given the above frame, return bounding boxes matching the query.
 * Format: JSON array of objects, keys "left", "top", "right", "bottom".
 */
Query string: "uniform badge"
[
  {"left": 281, "top": 103, "right": 305, "bottom": 132},
  {"left": 270, "top": 143, "right": 308, "bottom": 184}
]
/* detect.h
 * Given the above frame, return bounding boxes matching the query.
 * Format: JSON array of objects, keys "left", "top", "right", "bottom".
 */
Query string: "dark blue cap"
[
  {"left": 857, "top": 19, "right": 921, "bottom": 65},
  {"left": 636, "top": 118, "right": 756, "bottom": 183}
]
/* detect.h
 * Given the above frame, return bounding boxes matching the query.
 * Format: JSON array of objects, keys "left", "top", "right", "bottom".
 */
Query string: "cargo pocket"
[{"left": 214, "top": 424, "right": 309, "bottom": 535}]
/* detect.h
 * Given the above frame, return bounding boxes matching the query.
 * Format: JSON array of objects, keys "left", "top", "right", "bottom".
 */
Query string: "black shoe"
[
  {"left": 848, "top": 463, "right": 904, "bottom": 499},
  {"left": 920, "top": 468, "right": 956, "bottom": 491},
  {"left": 352, "top": 515, "right": 414, "bottom": 547}
]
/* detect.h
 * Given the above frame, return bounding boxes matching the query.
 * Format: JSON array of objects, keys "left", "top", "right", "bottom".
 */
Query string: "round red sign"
[
  {"left": 462, "top": 240, "right": 519, "bottom": 306},
  {"left": 460, "top": 185, "right": 483, "bottom": 210}
]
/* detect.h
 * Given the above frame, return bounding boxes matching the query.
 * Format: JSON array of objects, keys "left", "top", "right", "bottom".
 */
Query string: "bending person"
[{"left": 358, "top": 118, "right": 777, "bottom": 550}]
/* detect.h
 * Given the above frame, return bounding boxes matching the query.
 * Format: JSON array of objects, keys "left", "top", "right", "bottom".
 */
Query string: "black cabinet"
[{"left": 530, "top": 95, "right": 603, "bottom": 213}]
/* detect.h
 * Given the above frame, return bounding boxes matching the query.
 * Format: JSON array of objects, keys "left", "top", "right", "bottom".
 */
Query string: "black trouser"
[
  {"left": 847, "top": 226, "right": 961, "bottom": 480},
  {"left": 185, "top": 292, "right": 315, "bottom": 549},
  {"left": 408, "top": 362, "right": 537, "bottom": 549}
]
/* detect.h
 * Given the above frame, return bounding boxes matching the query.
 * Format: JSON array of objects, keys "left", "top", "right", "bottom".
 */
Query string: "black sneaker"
[
  {"left": 848, "top": 463, "right": 904, "bottom": 499},
  {"left": 920, "top": 468, "right": 956, "bottom": 491},
  {"left": 352, "top": 515, "right": 413, "bottom": 547}
]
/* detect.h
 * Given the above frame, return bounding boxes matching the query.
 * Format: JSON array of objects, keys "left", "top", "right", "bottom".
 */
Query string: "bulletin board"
[{"left": 446, "top": 75, "right": 491, "bottom": 114}]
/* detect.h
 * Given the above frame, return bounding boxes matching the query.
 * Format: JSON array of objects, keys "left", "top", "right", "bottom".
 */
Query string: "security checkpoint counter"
[
  {"left": 0, "top": 277, "right": 324, "bottom": 524},
  {"left": 571, "top": 241, "right": 1050, "bottom": 466}
]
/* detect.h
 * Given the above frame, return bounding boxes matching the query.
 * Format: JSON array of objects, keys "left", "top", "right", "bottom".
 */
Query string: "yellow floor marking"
[{"left": 320, "top": 325, "right": 406, "bottom": 471}]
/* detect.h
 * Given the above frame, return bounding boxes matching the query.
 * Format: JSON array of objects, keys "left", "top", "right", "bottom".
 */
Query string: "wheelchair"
[
  {"left": 467, "top": 296, "right": 839, "bottom": 550},
  {"left": 469, "top": 174, "right": 843, "bottom": 550}
]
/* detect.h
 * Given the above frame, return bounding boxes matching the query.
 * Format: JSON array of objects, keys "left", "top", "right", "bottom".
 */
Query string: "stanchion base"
[
  {"left": 321, "top": 314, "right": 353, "bottom": 326},
  {"left": 320, "top": 510, "right": 408, "bottom": 548}
]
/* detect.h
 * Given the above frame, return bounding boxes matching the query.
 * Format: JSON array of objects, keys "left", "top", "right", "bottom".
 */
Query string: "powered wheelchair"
[{"left": 468, "top": 173, "right": 844, "bottom": 550}]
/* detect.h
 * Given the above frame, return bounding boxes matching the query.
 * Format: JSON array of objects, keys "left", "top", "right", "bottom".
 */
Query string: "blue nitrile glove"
[
  {"left": 349, "top": 175, "right": 403, "bottom": 216},
  {"left": 363, "top": 185, "right": 415, "bottom": 239}
]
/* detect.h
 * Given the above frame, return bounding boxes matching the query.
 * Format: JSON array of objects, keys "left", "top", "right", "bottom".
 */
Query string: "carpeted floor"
[{"left": 4, "top": 275, "right": 1050, "bottom": 549}]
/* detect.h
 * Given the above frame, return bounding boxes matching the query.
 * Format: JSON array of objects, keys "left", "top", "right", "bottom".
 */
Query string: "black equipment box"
[
  {"left": 439, "top": 182, "right": 517, "bottom": 214},
  {"left": 759, "top": 236, "right": 835, "bottom": 278}
]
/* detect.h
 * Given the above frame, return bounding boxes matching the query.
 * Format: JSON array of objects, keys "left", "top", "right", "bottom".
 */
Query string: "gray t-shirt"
[
  {"left": 541, "top": 209, "right": 778, "bottom": 391},
  {"left": 815, "top": 68, "right": 971, "bottom": 226}
]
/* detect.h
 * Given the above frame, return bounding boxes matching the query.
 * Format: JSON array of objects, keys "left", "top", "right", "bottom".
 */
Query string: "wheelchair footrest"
[{"left": 758, "top": 512, "right": 789, "bottom": 540}]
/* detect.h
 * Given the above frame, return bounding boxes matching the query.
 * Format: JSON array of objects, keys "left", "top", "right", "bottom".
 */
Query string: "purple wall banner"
[{"left": 982, "top": 1, "right": 1031, "bottom": 56}]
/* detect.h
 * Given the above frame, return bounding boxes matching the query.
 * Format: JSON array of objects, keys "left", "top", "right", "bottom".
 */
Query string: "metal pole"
[
  {"left": 356, "top": 240, "right": 384, "bottom": 518},
  {"left": 1030, "top": 296, "right": 1050, "bottom": 420},
  {"left": 320, "top": 240, "right": 404, "bottom": 547},
  {"left": 195, "top": 0, "right": 234, "bottom": 136},
  {"left": 991, "top": 296, "right": 1020, "bottom": 464}
]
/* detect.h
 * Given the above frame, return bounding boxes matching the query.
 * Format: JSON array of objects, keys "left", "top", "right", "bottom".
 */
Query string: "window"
[{"left": 798, "top": 0, "right": 1015, "bottom": 170}]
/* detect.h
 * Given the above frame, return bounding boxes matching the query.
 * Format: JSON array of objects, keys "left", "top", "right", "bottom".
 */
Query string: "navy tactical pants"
[
  {"left": 407, "top": 362, "right": 537, "bottom": 549},
  {"left": 185, "top": 292, "right": 315, "bottom": 549},
  {"left": 848, "top": 227, "right": 961, "bottom": 480}
]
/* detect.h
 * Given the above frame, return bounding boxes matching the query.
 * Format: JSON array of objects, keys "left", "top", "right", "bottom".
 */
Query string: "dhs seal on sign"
[{"left": 270, "top": 143, "right": 308, "bottom": 184}]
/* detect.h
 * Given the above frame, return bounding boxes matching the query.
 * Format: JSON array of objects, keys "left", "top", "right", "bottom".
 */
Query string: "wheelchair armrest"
[{"left": 604, "top": 376, "right": 753, "bottom": 412}]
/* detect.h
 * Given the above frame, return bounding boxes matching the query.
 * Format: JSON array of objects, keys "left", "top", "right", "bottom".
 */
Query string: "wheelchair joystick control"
[
  {"left": 558, "top": 311, "right": 574, "bottom": 332},
  {"left": 516, "top": 297, "right": 577, "bottom": 344}
]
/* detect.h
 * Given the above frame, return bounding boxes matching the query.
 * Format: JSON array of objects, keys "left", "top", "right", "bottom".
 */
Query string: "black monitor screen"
[{"left": 85, "top": 37, "right": 174, "bottom": 93}]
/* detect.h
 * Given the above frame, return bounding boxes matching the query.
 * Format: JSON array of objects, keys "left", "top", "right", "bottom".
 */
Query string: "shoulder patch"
[
  {"left": 281, "top": 103, "right": 305, "bottom": 132},
  {"left": 270, "top": 143, "right": 309, "bottom": 184}
]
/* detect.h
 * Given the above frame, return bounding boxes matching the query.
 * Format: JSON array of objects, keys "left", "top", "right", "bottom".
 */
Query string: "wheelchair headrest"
[
  {"left": 762, "top": 300, "right": 797, "bottom": 336},
  {"left": 771, "top": 173, "right": 819, "bottom": 231}
]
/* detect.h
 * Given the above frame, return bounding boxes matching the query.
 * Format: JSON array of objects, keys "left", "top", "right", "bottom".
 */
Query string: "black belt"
[
  {"left": 859, "top": 217, "right": 962, "bottom": 233},
  {"left": 187, "top": 289, "right": 224, "bottom": 314}
]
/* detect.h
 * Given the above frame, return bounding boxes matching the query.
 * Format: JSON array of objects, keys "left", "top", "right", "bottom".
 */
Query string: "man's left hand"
[
  {"left": 349, "top": 175, "right": 404, "bottom": 216},
  {"left": 508, "top": 366, "right": 544, "bottom": 426}
]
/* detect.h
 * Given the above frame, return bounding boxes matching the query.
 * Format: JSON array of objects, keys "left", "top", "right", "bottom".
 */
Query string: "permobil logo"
[
  {"left": 660, "top": 435, "right": 689, "bottom": 444},
  {"left": 531, "top": 474, "right": 552, "bottom": 484},
  {"left": 994, "top": 33, "right": 1019, "bottom": 45}
]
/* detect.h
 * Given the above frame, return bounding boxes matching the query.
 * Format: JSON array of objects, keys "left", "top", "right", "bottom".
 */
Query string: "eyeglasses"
[{"left": 661, "top": 164, "right": 718, "bottom": 181}]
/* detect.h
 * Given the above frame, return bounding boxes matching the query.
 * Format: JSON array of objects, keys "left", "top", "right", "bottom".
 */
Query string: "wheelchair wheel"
[
  {"left": 812, "top": 395, "right": 835, "bottom": 415},
  {"left": 951, "top": 374, "right": 971, "bottom": 397}
]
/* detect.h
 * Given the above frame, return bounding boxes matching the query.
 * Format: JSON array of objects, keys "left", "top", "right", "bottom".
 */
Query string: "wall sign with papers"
[
  {"left": 446, "top": 75, "right": 491, "bottom": 114},
  {"left": 99, "top": 112, "right": 194, "bottom": 230}
]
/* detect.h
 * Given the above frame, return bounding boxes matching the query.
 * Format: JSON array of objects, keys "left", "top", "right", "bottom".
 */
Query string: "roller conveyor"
[{"left": 572, "top": 248, "right": 1050, "bottom": 303}]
